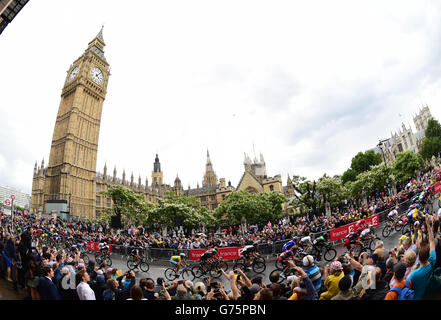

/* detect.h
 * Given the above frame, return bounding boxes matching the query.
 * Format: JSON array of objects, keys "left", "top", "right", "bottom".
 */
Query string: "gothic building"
[
  {"left": 376, "top": 106, "right": 433, "bottom": 164},
  {"left": 31, "top": 30, "right": 295, "bottom": 220}
]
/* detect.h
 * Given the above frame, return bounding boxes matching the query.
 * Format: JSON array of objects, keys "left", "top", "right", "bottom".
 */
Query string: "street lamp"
[{"left": 378, "top": 139, "right": 393, "bottom": 196}]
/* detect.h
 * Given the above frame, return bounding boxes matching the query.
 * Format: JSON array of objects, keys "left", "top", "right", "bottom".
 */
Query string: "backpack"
[
  {"left": 102, "top": 289, "right": 115, "bottom": 300},
  {"left": 388, "top": 286, "right": 415, "bottom": 300}
]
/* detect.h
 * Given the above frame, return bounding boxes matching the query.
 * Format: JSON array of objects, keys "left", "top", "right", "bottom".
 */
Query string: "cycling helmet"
[
  {"left": 414, "top": 221, "right": 420, "bottom": 227},
  {"left": 179, "top": 253, "right": 186, "bottom": 258},
  {"left": 214, "top": 246, "right": 219, "bottom": 251}
]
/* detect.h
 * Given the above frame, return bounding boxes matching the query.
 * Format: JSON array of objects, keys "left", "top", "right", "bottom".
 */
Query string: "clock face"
[
  {"left": 90, "top": 66, "right": 104, "bottom": 84},
  {"left": 68, "top": 66, "right": 80, "bottom": 82}
]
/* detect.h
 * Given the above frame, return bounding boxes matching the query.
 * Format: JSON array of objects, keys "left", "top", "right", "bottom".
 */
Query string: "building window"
[
  {"left": 211, "top": 195, "right": 216, "bottom": 201},
  {"left": 96, "top": 196, "right": 100, "bottom": 206},
  {"left": 269, "top": 185, "right": 274, "bottom": 191},
  {"left": 96, "top": 185, "right": 101, "bottom": 192},
  {"left": 107, "top": 198, "right": 111, "bottom": 208},
  {"left": 201, "top": 196, "right": 206, "bottom": 202},
  {"left": 222, "top": 194, "right": 226, "bottom": 200}
]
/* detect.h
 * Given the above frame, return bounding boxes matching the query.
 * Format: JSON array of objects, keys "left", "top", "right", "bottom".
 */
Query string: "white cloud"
[{"left": 1, "top": 0, "right": 441, "bottom": 195}]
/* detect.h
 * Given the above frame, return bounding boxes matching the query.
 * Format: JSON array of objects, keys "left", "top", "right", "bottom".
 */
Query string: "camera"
[{"left": 178, "top": 280, "right": 184, "bottom": 285}]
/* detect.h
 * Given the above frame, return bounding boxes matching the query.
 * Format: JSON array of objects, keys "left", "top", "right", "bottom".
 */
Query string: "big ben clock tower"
[{"left": 40, "top": 27, "right": 110, "bottom": 220}]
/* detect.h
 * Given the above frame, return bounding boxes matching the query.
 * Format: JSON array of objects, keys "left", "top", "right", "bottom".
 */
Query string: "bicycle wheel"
[
  {"left": 164, "top": 268, "right": 177, "bottom": 281},
  {"left": 382, "top": 225, "right": 392, "bottom": 238},
  {"left": 105, "top": 256, "right": 112, "bottom": 267},
  {"left": 232, "top": 261, "right": 247, "bottom": 272},
  {"left": 394, "top": 222, "right": 403, "bottom": 232},
  {"left": 95, "top": 254, "right": 102, "bottom": 265},
  {"left": 275, "top": 258, "right": 284, "bottom": 270},
  {"left": 181, "top": 269, "right": 195, "bottom": 282},
  {"left": 127, "top": 259, "right": 136, "bottom": 270},
  {"left": 369, "top": 237, "right": 381, "bottom": 252},
  {"left": 209, "top": 264, "right": 222, "bottom": 278},
  {"left": 323, "top": 247, "right": 337, "bottom": 262},
  {"left": 81, "top": 252, "right": 90, "bottom": 264},
  {"left": 191, "top": 265, "right": 204, "bottom": 278},
  {"left": 252, "top": 261, "right": 266, "bottom": 274},
  {"left": 139, "top": 260, "right": 150, "bottom": 273}
]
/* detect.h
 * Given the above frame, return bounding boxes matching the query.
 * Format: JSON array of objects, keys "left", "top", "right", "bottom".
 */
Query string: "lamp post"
[{"left": 378, "top": 139, "right": 393, "bottom": 196}]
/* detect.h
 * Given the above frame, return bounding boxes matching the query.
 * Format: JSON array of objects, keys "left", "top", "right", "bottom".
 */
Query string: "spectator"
[
  {"left": 36, "top": 266, "right": 61, "bottom": 300},
  {"left": 384, "top": 262, "right": 407, "bottom": 300},
  {"left": 300, "top": 255, "right": 322, "bottom": 294},
  {"left": 382, "top": 257, "right": 395, "bottom": 285},
  {"left": 331, "top": 275, "right": 362, "bottom": 300},
  {"left": 407, "top": 215, "right": 437, "bottom": 300},
  {"left": 76, "top": 269, "right": 96, "bottom": 300},
  {"left": 320, "top": 261, "right": 344, "bottom": 300},
  {"left": 127, "top": 285, "right": 147, "bottom": 300},
  {"left": 91, "top": 269, "right": 106, "bottom": 300},
  {"left": 361, "top": 267, "right": 390, "bottom": 300}
]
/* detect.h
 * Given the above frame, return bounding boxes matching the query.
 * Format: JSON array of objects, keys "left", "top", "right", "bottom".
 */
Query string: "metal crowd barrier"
[{"left": 100, "top": 199, "right": 417, "bottom": 263}]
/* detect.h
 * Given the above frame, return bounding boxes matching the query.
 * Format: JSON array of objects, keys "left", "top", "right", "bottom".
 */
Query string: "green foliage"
[
  {"left": 214, "top": 191, "right": 287, "bottom": 225},
  {"left": 350, "top": 150, "right": 382, "bottom": 175},
  {"left": 392, "top": 151, "right": 423, "bottom": 183},
  {"left": 99, "top": 185, "right": 152, "bottom": 226},
  {"left": 420, "top": 137, "right": 441, "bottom": 160},
  {"left": 288, "top": 176, "right": 320, "bottom": 214},
  {"left": 342, "top": 168, "right": 357, "bottom": 184},
  {"left": 425, "top": 118, "right": 441, "bottom": 139},
  {"left": 347, "top": 164, "right": 390, "bottom": 198},
  {"left": 316, "top": 174, "right": 346, "bottom": 209}
]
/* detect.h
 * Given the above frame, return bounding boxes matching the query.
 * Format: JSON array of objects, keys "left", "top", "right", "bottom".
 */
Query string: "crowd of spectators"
[{"left": 0, "top": 163, "right": 440, "bottom": 300}]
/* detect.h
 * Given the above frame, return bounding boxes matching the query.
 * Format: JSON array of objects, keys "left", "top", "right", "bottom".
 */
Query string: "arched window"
[{"left": 269, "top": 185, "right": 274, "bottom": 191}]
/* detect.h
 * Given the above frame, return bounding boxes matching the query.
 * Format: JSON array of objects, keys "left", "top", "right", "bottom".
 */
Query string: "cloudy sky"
[{"left": 1, "top": 1, "right": 441, "bottom": 195}]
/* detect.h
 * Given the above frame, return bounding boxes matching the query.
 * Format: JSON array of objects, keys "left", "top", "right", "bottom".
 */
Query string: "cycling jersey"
[
  {"left": 360, "top": 228, "right": 371, "bottom": 238},
  {"left": 278, "top": 250, "right": 294, "bottom": 263},
  {"left": 300, "top": 236, "right": 311, "bottom": 244},
  {"left": 170, "top": 255, "right": 182, "bottom": 265},
  {"left": 388, "top": 210, "right": 398, "bottom": 218},
  {"left": 282, "top": 240, "right": 296, "bottom": 252},
  {"left": 313, "top": 236, "right": 325, "bottom": 245}
]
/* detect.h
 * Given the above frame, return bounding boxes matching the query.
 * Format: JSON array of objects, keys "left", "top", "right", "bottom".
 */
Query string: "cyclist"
[
  {"left": 241, "top": 242, "right": 260, "bottom": 269},
  {"left": 169, "top": 252, "right": 187, "bottom": 276},
  {"left": 298, "top": 235, "right": 313, "bottom": 252},
  {"left": 98, "top": 241, "right": 109, "bottom": 255},
  {"left": 282, "top": 239, "right": 297, "bottom": 252},
  {"left": 344, "top": 230, "right": 363, "bottom": 253},
  {"left": 199, "top": 247, "right": 218, "bottom": 273},
  {"left": 387, "top": 207, "right": 399, "bottom": 223},
  {"left": 406, "top": 204, "right": 421, "bottom": 226},
  {"left": 278, "top": 248, "right": 299, "bottom": 275}
]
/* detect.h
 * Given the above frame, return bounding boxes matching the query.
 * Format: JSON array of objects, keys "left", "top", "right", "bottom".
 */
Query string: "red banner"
[
  {"left": 81, "top": 241, "right": 112, "bottom": 253},
  {"left": 189, "top": 246, "right": 244, "bottom": 261},
  {"left": 329, "top": 214, "right": 380, "bottom": 242},
  {"left": 434, "top": 182, "right": 441, "bottom": 195}
]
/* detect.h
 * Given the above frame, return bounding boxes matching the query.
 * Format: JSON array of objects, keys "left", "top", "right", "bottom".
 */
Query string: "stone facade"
[
  {"left": 31, "top": 30, "right": 296, "bottom": 220},
  {"left": 31, "top": 28, "right": 110, "bottom": 220},
  {"left": 376, "top": 106, "right": 433, "bottom": 165}
]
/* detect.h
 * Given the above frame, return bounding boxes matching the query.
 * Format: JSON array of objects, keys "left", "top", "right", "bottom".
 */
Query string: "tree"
[
  {"left": 342, "top": 168, "right": 357, "bottom": 184},
  {"left": 392, "top": 151, "right": 423, "bottom": 183},
  {"left": 420, "top": 137, "right": 441, "bottom": 160},
  {"left": 350, "top": 150, "right": 382, "bottom": 175},
  {"left": 213, "top": 191, "right": 287, "bottom": 226},
  {"left": 316, "top": 174, "right": 346, "bottom": 210},
  {"left": 288, "top": 176, "right": 320, "bottom": 215},
  {"left": 425, "top": 118, "right": 441, "bottom": 139},
  {"left": 420, "top": 118, "right": 441, "bottom": 160},
  {"left": 99, "top": 185, "right": 152, "bottom": 227}
]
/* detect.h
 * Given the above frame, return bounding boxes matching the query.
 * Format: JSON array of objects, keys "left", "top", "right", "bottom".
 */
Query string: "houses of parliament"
[{"left": 30, "top": 29, "right": 295, "bottom": 221}]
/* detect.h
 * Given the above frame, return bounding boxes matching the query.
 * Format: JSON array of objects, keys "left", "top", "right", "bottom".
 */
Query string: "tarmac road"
[{"left": 87, "top": 196, "right": 440, "bottom": 292}]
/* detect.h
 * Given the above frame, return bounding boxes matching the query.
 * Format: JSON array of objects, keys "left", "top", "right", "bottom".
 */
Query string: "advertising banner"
[
  {"left": 329, "top": 214, "right": 379, "bottom": 242},
  {"left": 82, "top": 241, "right": 112, "bottom": 253},
  {"left": 434, "top": 182, "right": 441, "bottom": 195},
  {"left": 189, "top": 246, "right": 245, "bottom": 261}
]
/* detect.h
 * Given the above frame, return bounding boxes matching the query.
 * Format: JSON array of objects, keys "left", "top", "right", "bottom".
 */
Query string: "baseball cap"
[
  {"left": 303, "top": 255, "right": 314, "bottom": 267},
  {"left": 96, "top": 269, "right": 103, "bottom": 275},
  {"left": 393, "top": 262, "right": 407, "bottom": 279}
]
